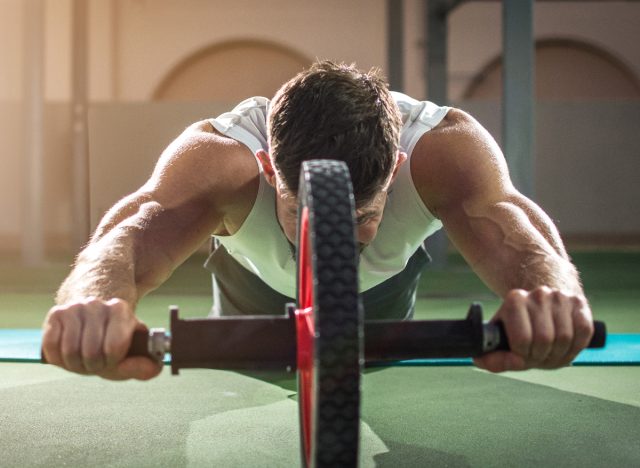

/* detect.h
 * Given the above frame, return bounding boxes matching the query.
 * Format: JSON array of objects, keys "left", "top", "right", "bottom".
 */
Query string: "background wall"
[
  {"left": 458, "top": 101, "right": 640, "bottom": 241},
  {"left": 447, "top": 2, "right": 640, "bottom": 101},
  {"left": 1, "top": 0, "right": 639, "bottom": 259}
]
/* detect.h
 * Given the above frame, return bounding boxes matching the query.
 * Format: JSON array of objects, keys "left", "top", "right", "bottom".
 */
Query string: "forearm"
[
  {"left": 56, "top": 196, "right": 210, "bottom": 305},
  {"left": 505, "top": 196, "right": 583, "bottom": 294},
  {"left": 454, "top": 197, "right": 583, "bottom": 297},
  {"left": 472, "top": 238, "right": 581, "bottom": 297},
  {"left": 56, "top": 226, "right": 142, "bottom": 305}
]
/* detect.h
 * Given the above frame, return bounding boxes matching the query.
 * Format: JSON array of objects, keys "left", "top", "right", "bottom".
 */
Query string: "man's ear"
[
  {"left": 389, "top": 151, "right": 408, "bottom": 184},
  {"left": 256, "top": 150, "right": 277, "bottom": 187}
]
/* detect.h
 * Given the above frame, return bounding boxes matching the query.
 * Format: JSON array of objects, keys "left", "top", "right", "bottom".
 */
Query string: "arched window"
[
  {"left": 153, "top": 40, "right": 311, "bottom": 101},
  {"left": 463, "top": 39, "right": 640, "bottom": 101}
]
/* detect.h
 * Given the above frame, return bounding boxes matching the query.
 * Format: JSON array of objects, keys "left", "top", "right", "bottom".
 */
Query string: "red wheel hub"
[{"left": 295, "top": 206, "right": 315, "bottom": 466}]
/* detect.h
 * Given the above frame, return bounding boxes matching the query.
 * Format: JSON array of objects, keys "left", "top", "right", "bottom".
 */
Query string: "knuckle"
[
  {"left": 49, "top": 303, "right": 80, "bottom": 319},
  {"left": 63, "top": 303, "right": 84, "bottom": 317},
  {"left": 67, "top": 307, "right": 85, "bottom": 324},
  {"left": 107, "top": 298, "right": 126, "bottom": 307},
  {"left": 530, "top": 286, "right": 551, "bottom": 303},
  {"left": 108, "top": 300, "right": 131, "bottom": 318},
  {"left": 505, "top": 289, "right": 527, "bottom": 306},
  {"left": 536, "top": 285, "right": 552, "bottom": 294},
  {"left": 83, "top": 296, "right": 100, "bottom": 306},
  {"left": 47, "top": 307, "right": 65, "bottom": 322},
  {"left": 551, "top": 290, "right": 567, "bottom": 305},
  {"left": 48, "top": 304, "right": 64, "bottom": 314},
  {"left": 572, "top": 295, "right": 588, "bottom": 310}
]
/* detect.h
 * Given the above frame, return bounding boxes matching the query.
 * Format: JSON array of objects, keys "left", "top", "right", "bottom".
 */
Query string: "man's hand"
[
  {"left": 42, "top": 298, "right": 162, "bottom": 380},
  {"left": 474, "top": 287, "right": 594, "bottom": 372}
]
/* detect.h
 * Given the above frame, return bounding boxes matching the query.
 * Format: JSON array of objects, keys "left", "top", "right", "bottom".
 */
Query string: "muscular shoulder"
[
  {"left": 409, "top": 108, "right": 512, "bottom": 216},
  {"left": 143, "top": 120, "right": 260, "bottom": 235}
]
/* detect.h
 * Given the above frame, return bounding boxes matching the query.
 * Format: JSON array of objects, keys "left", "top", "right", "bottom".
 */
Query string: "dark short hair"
[{"left": 268, "top": 60, "right": 402, "bottom": 206}]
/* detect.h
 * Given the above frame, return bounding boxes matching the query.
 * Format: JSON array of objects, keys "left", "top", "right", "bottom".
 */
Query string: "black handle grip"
[
  {"left": 128, "top": 329, "right": 153, "bottom": 358},
  {"left": 494, "top": 320, "right": 607, "bottom": 351}
]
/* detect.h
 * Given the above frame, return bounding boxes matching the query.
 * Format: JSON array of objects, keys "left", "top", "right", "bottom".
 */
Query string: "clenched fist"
[
  {"left": 474, "top": 286, "right": 594, "bottom": 372},
  {"left": 42, "top": 298, "right": 162, "bottom": 380}
]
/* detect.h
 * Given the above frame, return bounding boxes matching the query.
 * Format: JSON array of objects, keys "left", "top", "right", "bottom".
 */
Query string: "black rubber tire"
[{"left": 296, "top": 160, "right": 363, "bottom": 468}]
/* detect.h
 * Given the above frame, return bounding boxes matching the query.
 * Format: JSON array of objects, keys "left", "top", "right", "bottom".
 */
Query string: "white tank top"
[{"left": 209, "top": 91, "right": 448, "bottom": 297}]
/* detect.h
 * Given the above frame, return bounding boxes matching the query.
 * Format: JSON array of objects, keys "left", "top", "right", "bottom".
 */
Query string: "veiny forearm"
[
  {"left": 457, "top": 197, "right": 583, "bottom": 297},
  {"left": 473, "top": 237, "right": 581, "bottom": 297}
]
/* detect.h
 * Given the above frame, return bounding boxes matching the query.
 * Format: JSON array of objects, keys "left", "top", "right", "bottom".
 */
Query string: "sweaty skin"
[{"left": 42, "top": 108, "right": 593, "bottom": 380}]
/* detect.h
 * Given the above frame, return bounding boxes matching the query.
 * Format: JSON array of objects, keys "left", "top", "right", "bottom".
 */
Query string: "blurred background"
[
  {"left": 0, "top": 0, "right": 638, "bottom": 280},
  {"left": 1, "top": 5, "right": 638, "bottom": 464}
]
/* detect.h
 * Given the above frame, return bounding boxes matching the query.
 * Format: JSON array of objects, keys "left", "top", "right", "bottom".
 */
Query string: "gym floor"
[{"left": 1, "top": 251, "right": 638, "bottom": 467}]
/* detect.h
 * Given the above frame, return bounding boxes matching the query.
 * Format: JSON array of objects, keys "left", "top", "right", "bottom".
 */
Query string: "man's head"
[
  {"left": 257, "top": 60, "right": 406, "bottom": 248},
  {"left": 266, "top": 60, "right": 402, "bottom": 205}
]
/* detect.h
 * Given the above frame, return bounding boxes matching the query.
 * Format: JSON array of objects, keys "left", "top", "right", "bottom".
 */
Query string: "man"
[{"left": 42, "top": 61, "right": 594, "bottom": 381}]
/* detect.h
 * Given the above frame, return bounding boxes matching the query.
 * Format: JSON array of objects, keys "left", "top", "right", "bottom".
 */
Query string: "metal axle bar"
[{"left": 128, "top": 304, "right": 605, "bottom": 374}]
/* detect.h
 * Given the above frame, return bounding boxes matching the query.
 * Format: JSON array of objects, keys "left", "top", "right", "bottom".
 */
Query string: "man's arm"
[
  {"left": 412, "top": 108, "right": 594, "bottom": 372},
  {"left": 42, "top": 122, "right": 258, "bottom": 380}
]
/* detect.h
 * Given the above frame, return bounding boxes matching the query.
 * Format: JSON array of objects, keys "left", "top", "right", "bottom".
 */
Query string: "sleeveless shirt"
[{"left": 209, "top": 91, "right": 449, "bottom": 297}]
